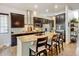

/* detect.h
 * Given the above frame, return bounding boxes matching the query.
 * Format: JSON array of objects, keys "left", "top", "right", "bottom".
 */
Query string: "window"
[
  {"left": 0, "top": 14, "right": 8, "bottom": 34},
  {"left": 74, "top": 11, "right": 78, "bottom": 19}
]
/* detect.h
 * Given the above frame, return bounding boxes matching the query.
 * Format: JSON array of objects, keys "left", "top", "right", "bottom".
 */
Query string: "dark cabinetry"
[
  {"left": 33, "top": 17, "right": 54, "bottom": 28},
  {"left": 56, "top": 13, "right": 65, "bottom": 24},
  {"left": 56, "top": 13, "right": 65, "bottom": 30},
  {"left": 11, "top": 36, "right": 17, "bottom": 46},
  {"left": 49, "top": 20, "right": 54, "bottom": 27},
  {"left": 33, "top": 17, "right": 43, "bottom": 27},
  {"left": 55, "top": 13, "right": 66, "bottom": 42},
  {"left": 43, "top": 19, "right": 49, "bottom": 24}
]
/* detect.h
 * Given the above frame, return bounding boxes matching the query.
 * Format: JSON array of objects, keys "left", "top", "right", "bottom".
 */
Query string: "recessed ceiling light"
[
  {"left": 46, "top": 9, "right": 49, "bottom": 12},
  {"left": 54, "top": 5, "right": 58, "bottom": 8},
  {"left": 34, "top": 5, "right": 38, "bottom": 9}
]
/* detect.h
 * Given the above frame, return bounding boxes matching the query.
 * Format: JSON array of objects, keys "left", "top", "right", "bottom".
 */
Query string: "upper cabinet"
[
  {"left": 56, "top": 13, "right": 65, "bottom": 24},
  {"left": 33, "top": 17, "right": 43, "bottom": 28},
  {"left": 33, "top": 17, "right": 54, "bottom": 28},
  {"left": 49, "top": 20, "right": 54, "bottom": 27}
]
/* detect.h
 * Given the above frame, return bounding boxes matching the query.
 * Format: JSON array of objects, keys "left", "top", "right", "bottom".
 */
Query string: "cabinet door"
[
  {"left": 43, "top": 19, "right": 45, "bottom": 24},
  {"left": 56, "top": 13, "right": 65, "bottom": 24},
  {"left": 59, "top": 13, "right": 65, "bottom": 24},
  {"left": 11, "top": 36, "right": 17, "bottom": 46},
  {"left": 56, "top": 15, "right": 60, "bottom": 24},
  {"left": 33, "top": 17, "right": 42, "bottom": 27},
  {"left": 45, "top": 19, "right": 48, "bottom": 24},
  {"left": 51, "top": 20, "right": 54, "bottom": 27}
]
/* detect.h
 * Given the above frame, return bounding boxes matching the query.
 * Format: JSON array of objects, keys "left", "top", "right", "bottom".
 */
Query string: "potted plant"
[{"left": 70, "top": 18, "right": 78, "bottom": 23}]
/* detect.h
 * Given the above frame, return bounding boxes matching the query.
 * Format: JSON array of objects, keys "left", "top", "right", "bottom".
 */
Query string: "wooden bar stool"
[
  {"left": 55, "top": 32, "right": 64, "bottom": 51},
  {"left": 59, "top": 33, "right": 64, "bottom": 51},
  {"left": 47, "top": 34, "right": 60, "bottom": 55},
  {"left": 29, "top": 36, "right": 48, "bottom": 56}
]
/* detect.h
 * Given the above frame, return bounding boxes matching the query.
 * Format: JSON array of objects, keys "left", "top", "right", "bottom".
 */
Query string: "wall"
[{"left": 0, "top": 5, "right": 27, "bottom": 46}]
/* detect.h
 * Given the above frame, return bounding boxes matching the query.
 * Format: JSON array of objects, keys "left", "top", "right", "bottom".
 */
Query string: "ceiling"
[{"left": 0, "top": 3, "right": 79, "bottom": 15}]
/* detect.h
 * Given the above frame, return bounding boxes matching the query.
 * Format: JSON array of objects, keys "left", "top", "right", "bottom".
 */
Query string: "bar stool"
[
  {"left": 59, "top": 33, "right": 64, "bottom": 51},
  {"left": 29, "top": 36, "right": 48, "bottom": 56},
  {"left": 47, "top": 34, "right": 60, "bottom": 55}
]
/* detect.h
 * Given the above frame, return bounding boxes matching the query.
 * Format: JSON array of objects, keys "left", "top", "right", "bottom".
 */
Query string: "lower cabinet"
[{"left": 11, "top": 36, "right": 17, "bottom": 46}]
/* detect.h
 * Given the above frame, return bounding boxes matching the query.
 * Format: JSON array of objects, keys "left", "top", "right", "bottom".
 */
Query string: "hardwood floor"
[
  {"left": 0, "top": 46, "right": 16, "bottom": 56},
  {"left": 0, "top": 43, "right": 78, "bottom": 56},
  {"left": 58, "top": 43, "right": 76, "bottom": 56}
]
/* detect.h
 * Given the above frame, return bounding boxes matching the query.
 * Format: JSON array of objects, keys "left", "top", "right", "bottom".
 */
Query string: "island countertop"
[
  {"left": 12, "top": 31, "right": 45, "bottom": 37},
  {"left": 17, "top": 32, "right": 57, "bottom": 43}
]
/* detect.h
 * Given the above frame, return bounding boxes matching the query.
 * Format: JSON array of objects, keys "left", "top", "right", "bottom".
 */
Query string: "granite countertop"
[
  {"left": 17, "top": 32, "right": 57, "bottom": 43},
  {"left": 11, "top": 31, "right": 45, "bottom": 37}
]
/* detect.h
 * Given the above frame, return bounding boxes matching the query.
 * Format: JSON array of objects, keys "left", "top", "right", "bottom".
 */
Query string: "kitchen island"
[
  {"left": 11, "top": 31, "right": 45, "bottom": 46},
  {"left": 17, "top": 32, "right": 56, "bottom": 56}
]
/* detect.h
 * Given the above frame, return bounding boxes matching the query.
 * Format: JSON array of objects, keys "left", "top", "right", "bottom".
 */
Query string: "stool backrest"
[
  {"left": 51, "top": 34, "right": 58, "bottom": 45},
  {"left": 59, "top": 33, "right": 64, "bottom": 39},
  {"left": 36, "top": 37, "right": 48, "bottom": 52}
]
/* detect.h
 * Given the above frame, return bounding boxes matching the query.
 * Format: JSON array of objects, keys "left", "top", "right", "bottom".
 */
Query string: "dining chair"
[{"left": 29, "top": 36, "right": 48, "bottom": 56}]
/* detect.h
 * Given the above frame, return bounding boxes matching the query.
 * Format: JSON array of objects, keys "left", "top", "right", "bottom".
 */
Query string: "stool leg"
[
  {"left": 55, "top": 44, "right": 58, "bottom": 55},
  {"left": 44, "top": 50, "right": 47, "bottom": 56},
  {"left": 51, "top": 47, "right": 53, "bottom": 56},
  {"left": 48, "top": 46, "right": 51, "bottom": 55},
  {"left": 62, "top": 42, "right": 64, "bottom": 50},
  {"left": 29, "top": 48, "right": 31, "bottom": 56},
  {"left": 58, "top": 43, "right": 61, "bottom": 53}
]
